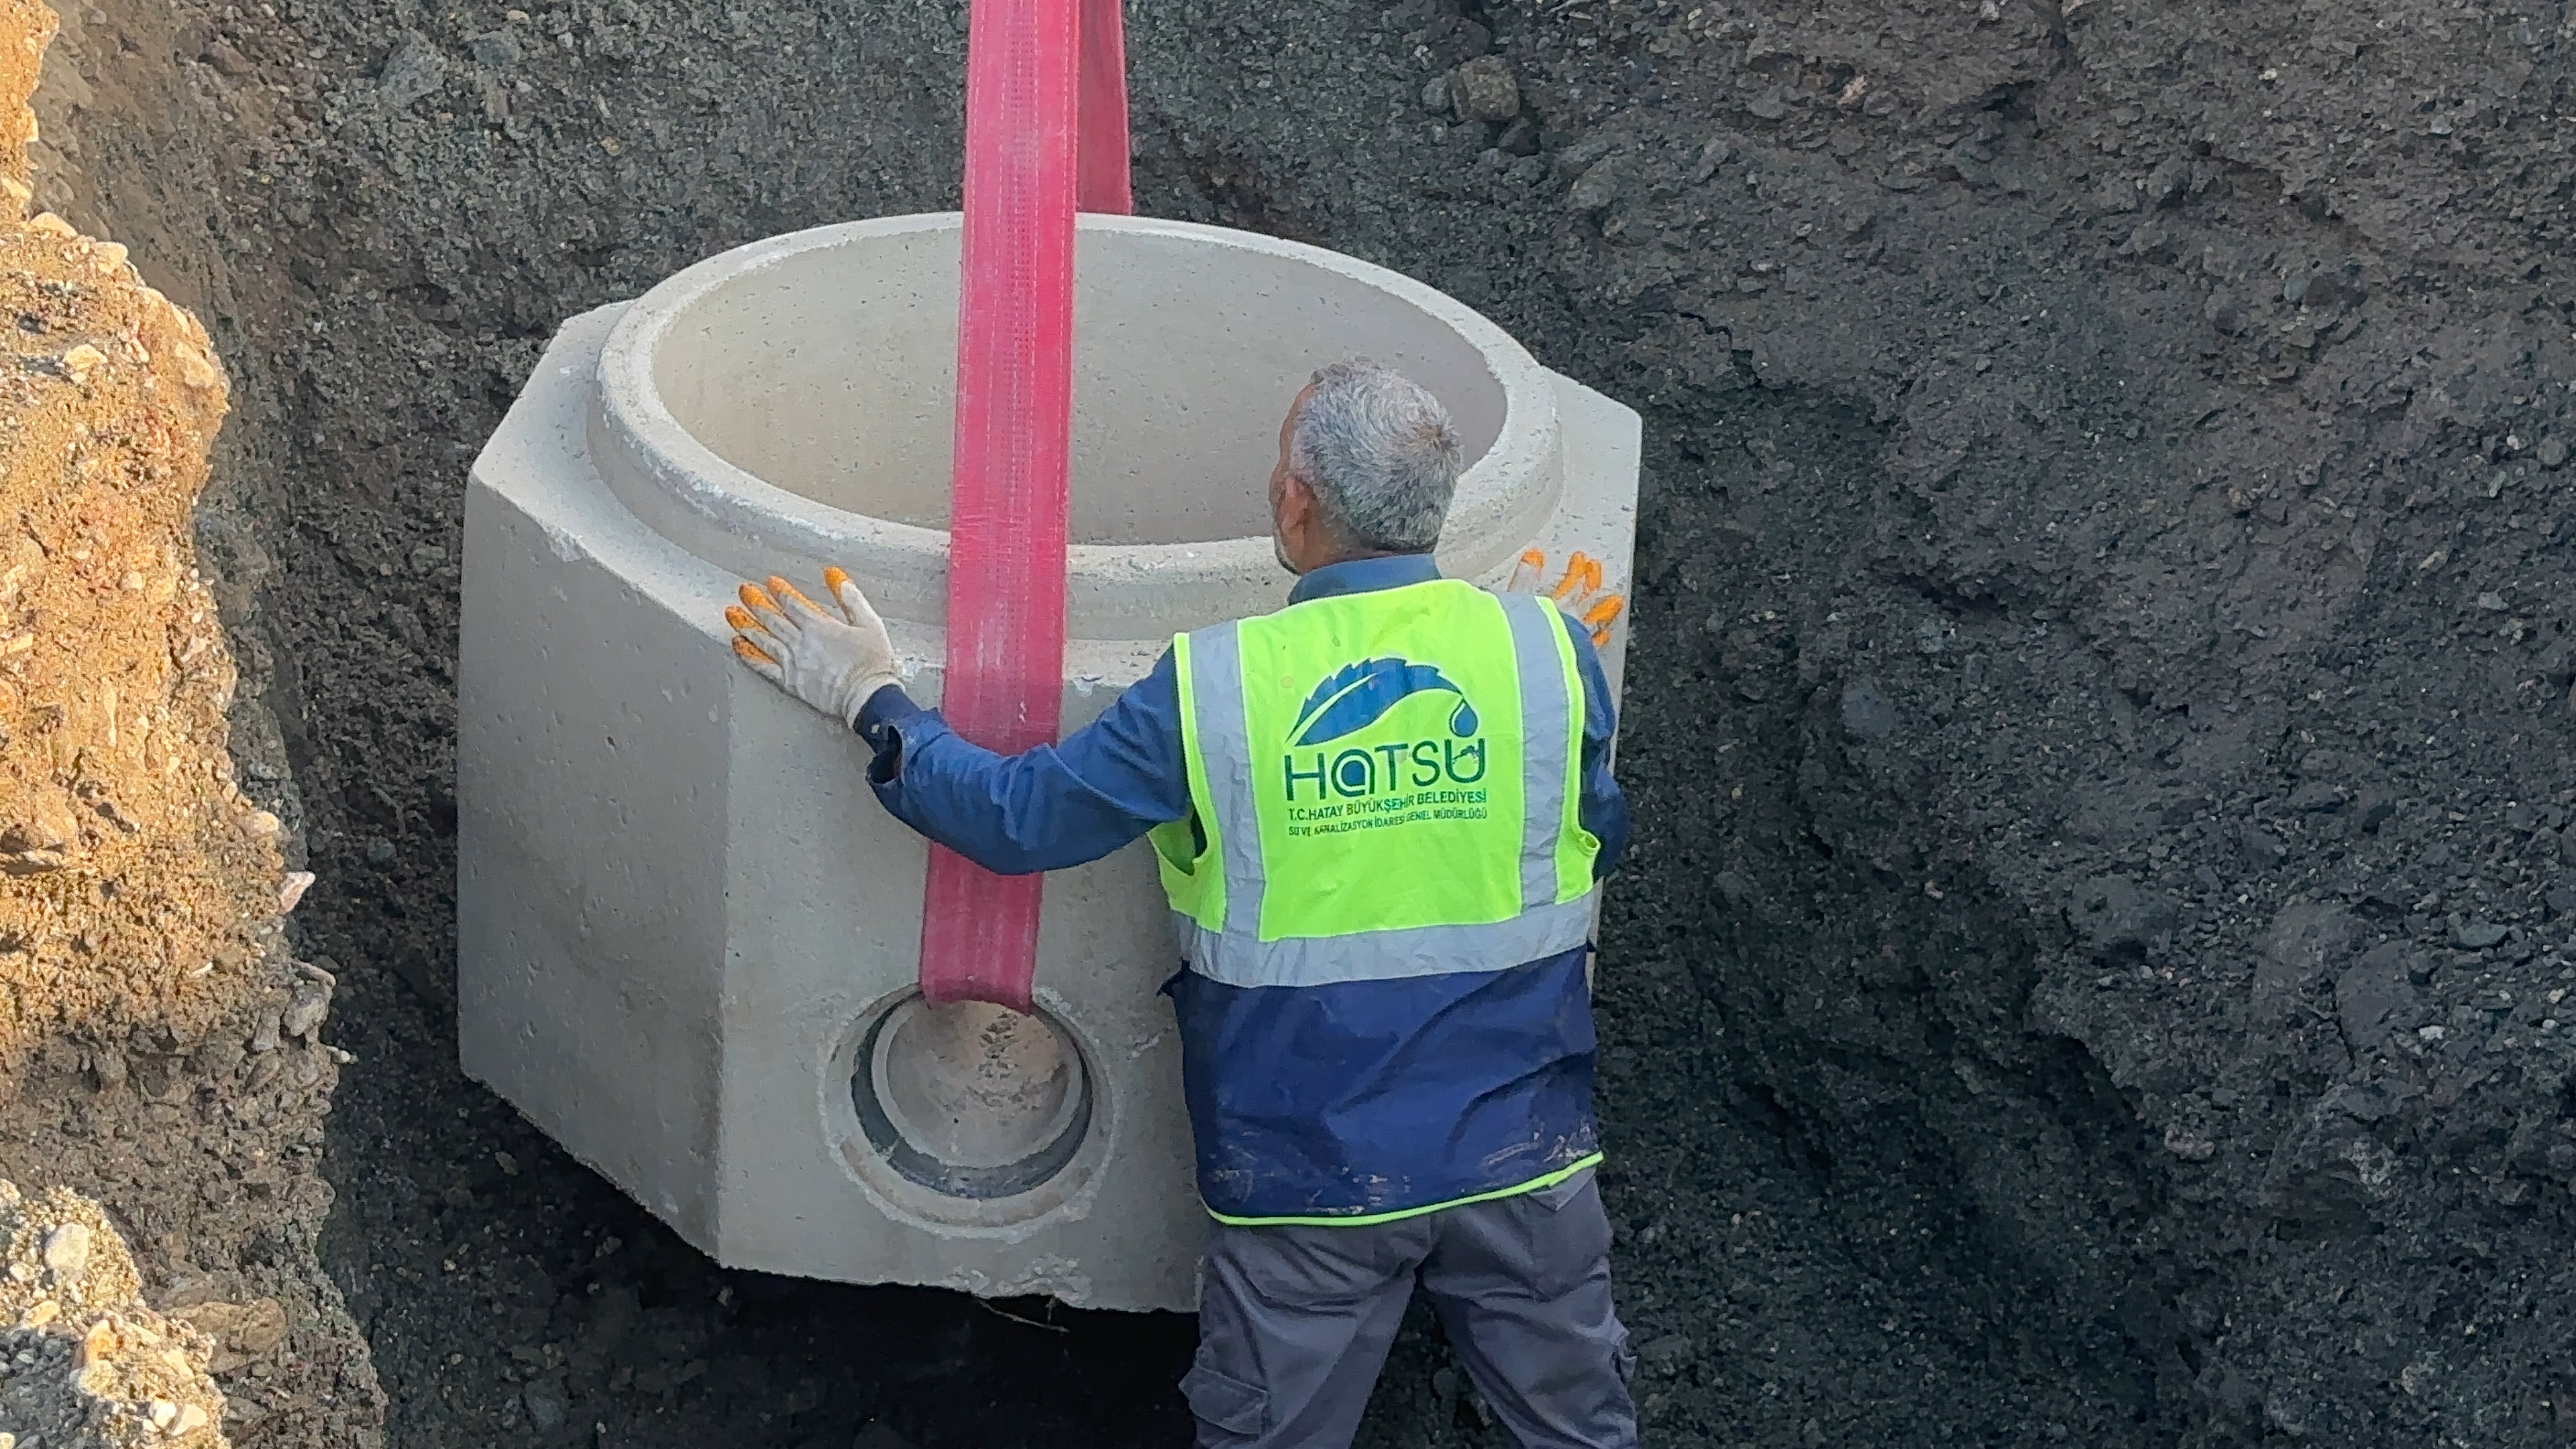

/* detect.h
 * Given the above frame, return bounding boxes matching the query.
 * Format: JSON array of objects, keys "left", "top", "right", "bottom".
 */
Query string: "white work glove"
[{"left": 726, "top": 567, "right": 900, "bottom": 730}]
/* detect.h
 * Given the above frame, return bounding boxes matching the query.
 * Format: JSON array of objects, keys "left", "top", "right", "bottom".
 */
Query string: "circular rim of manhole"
[
  {"left": 589, "top": 211, "right": 1565, "bottom": 639},
  {"left": 849, "top": 994, "right": 1094, "bottom": 1202}
]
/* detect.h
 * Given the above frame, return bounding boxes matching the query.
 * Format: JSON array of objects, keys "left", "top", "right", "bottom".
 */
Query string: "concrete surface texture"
[{"left": 459, "top": 213, "right": 1640, "bottom": 1309}]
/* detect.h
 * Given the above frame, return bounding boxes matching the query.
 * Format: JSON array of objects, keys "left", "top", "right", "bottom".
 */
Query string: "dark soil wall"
[{"left": 33, "top": 0, "right": 2576, "bottom": 1443}]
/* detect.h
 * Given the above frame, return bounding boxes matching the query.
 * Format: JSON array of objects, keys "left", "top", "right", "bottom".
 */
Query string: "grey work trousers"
[{"left": 1182, "top": 1170, "right": 1638, "bottom": 1449}]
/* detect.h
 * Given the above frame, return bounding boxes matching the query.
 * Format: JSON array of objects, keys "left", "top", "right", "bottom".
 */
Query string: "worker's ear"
[
  {"left": 1274, "top": 473, "right": 1323, "bottom": 561},
  {"left": 1274, "top": 471, "right": 1305, "bottom": 525}
]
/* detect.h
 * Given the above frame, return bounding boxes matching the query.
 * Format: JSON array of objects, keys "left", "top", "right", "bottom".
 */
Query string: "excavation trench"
[{"left": 19, "top": 0, "right": 2576, "bottom": 1444}]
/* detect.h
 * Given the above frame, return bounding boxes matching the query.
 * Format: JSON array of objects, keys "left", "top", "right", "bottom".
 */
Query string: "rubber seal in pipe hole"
[{"left": 851, "top": 996, "right": 1094, "bottom": 1200}]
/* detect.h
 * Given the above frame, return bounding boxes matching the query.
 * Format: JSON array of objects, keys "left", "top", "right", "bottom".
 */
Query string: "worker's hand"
[
  {"left": 1510, "top": 549, "right": 1626, "bottom": 648},
  {"left": 726, "top": 567, "right": 900, "bottom": 730}
]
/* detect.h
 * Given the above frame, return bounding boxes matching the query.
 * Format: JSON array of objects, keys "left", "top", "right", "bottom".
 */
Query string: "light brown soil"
[
  {"left": 0, "top": 0, "right": 36, "bottom": 201},
  {"left": 1, "top": 0, "right": 280, "bottom": 1062},
  {"left": 0, "top": 8, "right": 380, "bottom": 1446}
]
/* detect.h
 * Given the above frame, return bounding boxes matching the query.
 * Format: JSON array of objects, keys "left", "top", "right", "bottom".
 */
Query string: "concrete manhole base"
[{"left": 460, "top": 212, "right": 1640, "bottom": 1309}]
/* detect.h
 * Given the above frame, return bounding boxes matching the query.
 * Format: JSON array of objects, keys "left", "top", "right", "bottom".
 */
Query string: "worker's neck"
[
  {"left": 1287, "top": 551, "right": 1438, "bottom": 605},
  {"left": 1301, "top": 546, "right": 1419, "bottom": 574}
]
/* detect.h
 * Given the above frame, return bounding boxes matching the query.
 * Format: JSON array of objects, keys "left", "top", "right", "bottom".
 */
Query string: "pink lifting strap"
[
  {"left": 1077, "top": 0, "right": 1132, "bottom": 214},
  {"left": 918, "top": 0, "right": 1130, "bottom": 1012}
]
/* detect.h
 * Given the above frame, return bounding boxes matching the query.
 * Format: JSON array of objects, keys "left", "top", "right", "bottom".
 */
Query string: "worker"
[{"left": 725, "top": 361, "right": 1635, "bottom": 1448}]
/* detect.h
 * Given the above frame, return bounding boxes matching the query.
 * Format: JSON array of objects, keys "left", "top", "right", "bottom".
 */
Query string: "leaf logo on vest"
[{"left": 1281, "top": 658, "right": 1490, "bottom": 837}]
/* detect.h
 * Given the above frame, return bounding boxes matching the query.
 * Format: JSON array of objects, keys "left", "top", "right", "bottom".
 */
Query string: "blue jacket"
[{"left": 858, "top": 553, "right": 1627, "bottom": 1222}]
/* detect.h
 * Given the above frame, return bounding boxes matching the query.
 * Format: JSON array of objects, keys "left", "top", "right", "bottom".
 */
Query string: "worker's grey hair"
[{"left": 1287, "top": 361, "right": 1462, "bottom": 553}]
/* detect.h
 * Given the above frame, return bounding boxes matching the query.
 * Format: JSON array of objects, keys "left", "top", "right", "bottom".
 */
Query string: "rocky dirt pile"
[
  {"left": 0, "top": 0, "right": 29, "bottom": 201},
  {"left": 1, "top": 9, "right": 276, "bottom": 1056},
  {"left": 1, "top": 6, "right": 378, "bottom": 1446},
  {"left": 0, "top": 1180, "right": 227, "bottom": 1449}
]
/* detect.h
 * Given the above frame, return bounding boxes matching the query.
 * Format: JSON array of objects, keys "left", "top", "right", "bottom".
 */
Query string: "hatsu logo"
[{"left": 1279, "top": 658, "right": 1489, "bottom": 816}]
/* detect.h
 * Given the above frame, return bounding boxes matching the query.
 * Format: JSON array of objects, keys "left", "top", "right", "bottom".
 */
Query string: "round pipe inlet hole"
[{"left": 851, "top": 996, "right": 1092, "bottom": 1200}]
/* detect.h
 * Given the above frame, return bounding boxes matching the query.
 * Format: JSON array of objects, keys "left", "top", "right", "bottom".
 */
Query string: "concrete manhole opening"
[
  {"left": 641, "top": 219, "right": 1518, "bottom": 545},
  {"left": 586, "top": 213, "right": 1574, "bottom": 640},
  {"left": 853, "top": 996, "right": 1093, "bottom": 1200}
]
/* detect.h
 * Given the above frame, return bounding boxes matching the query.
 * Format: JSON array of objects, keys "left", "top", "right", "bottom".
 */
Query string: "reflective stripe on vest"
[{"left": 1152, "top": 580, "right": 1598, "bottom": 989}]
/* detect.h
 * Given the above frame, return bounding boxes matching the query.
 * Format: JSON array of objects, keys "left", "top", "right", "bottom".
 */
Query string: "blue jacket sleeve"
[
  {"left": 853, "top": 621, "right": 1623, "bottom": 881},
  {"left": 1560, "top": 612, "right": 1630, "bottom": 880},
  {"left": 854, "top": 651, "right": 1194, "bottom": 876}
]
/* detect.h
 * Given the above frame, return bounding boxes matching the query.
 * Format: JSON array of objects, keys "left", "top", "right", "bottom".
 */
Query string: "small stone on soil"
[
  {"left": 2287, "top": 782, "right": 2343, "bottom": 812},
  {"left": 466, "top": 31, "right": 523, "bottom": 67},
  {"left": 1566, "top": 158, "right": 1624, "bottom": 213},
  {"left": 1690, "top": 137, "right": 1731, "bottom": 182},
  {"left": 205, "top": 38, "right": 258, "bottom": 76},
  {"left": 1839, "top": 680, "right": 1897, "bottom": 738},
  {"left": 523, "top": 1378, "right": 569, "bottom": 1430},
  {"left": 2455, "top": 920, "right": 2509, "bottom": 950},
  {"left": 1552, "top": 133, "right": 1624, "bottom": 180},
  {"left": 1450, "top": 56, "right": 1519, "bottom": 122},
  {"left": 2161, "top": 1125, "right": 2216, "bottom": 1162},
  {"left": 379, "top": 32, "right": 447, "bottom": 105},
  {"left": 36, "top": 1227, "right": 87, "bottom": 1279}
]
